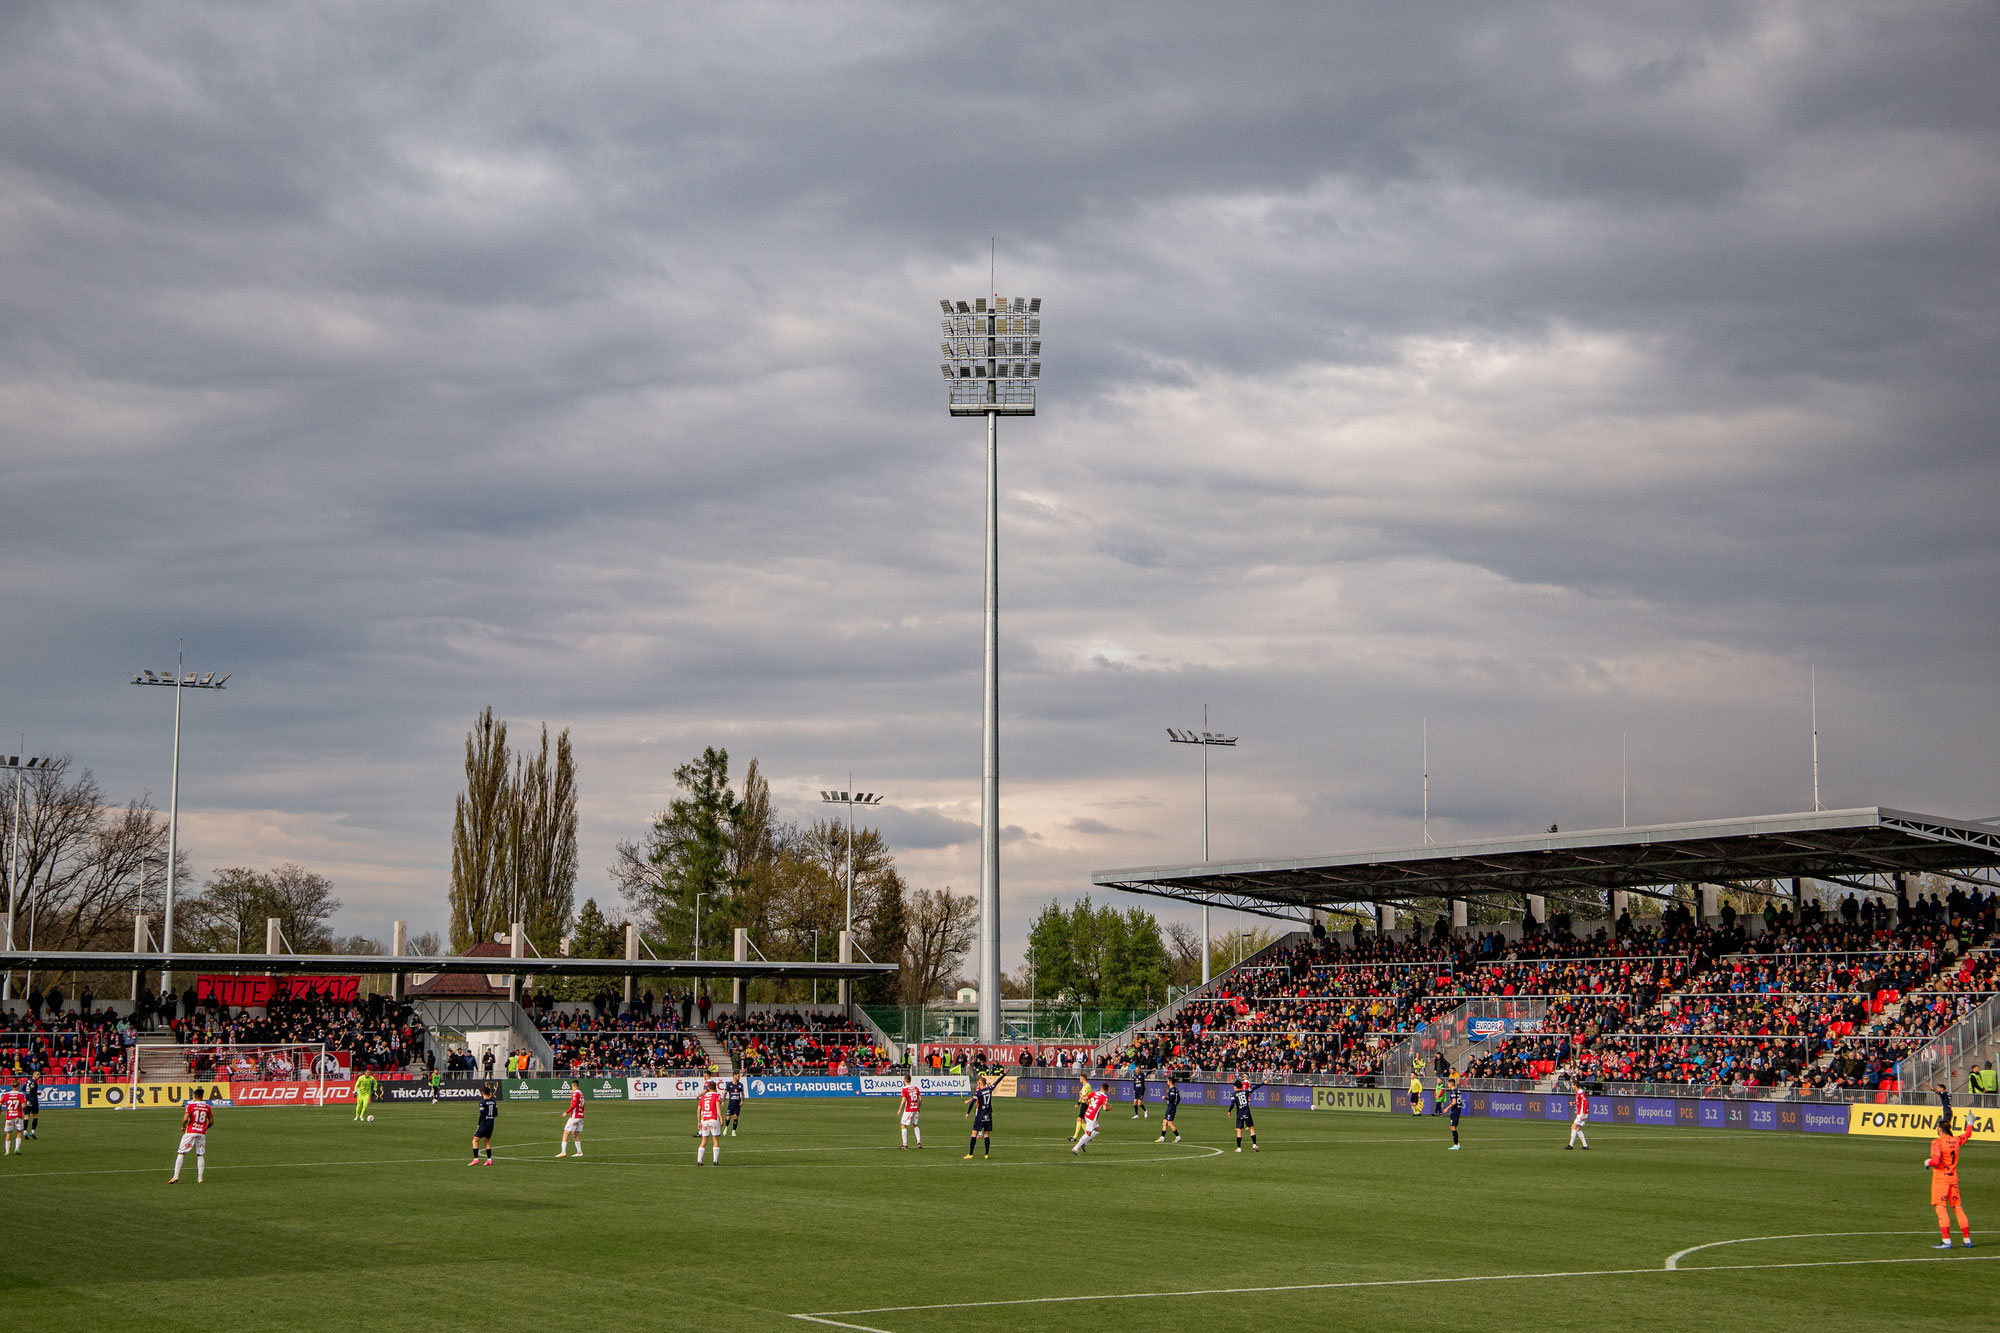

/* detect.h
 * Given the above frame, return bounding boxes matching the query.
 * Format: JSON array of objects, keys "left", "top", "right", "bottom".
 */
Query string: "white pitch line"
[
  {"left": 1664, "top": 1231, "right": 1920, "bottom": 1270},
  {"left": 800, "top": 1246, "right": 1995, "bottom": 1320}
]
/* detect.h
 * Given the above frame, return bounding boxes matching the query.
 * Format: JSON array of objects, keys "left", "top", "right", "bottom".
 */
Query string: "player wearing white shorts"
[
  {"left": 1070, "top": 1086, "right": 1110, "bottom": 1154},
  {"left": 696, "top": 1082, "right": 724, "bottom": 1164},
  {"left": 557, "top": 1084, "right": 586, "bottom": 1158},
  {"left": 1566, "top": 1084, "right": 1590, "bottom": 1150},
  {"left": 1, "top": 1082, "right": 25, "bottom": 1155},
  {"left": 169, "top": 1094, "right": 213, "bottom": 1184},
  {"left": 898, "top": 1073, "right": 923, "bottom": 1148}
]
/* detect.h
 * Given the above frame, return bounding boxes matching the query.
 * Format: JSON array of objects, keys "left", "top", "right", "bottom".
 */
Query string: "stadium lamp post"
[
  {"left": 940, "top": 287, "right": 1041, "bottom": 1044},
  {"left": 1167, "top": 707, "right": 1238, "bottom": 985},
  {"left": 3, "top": 754, "right": 55, "bottom": 1003},
  {"left": 821, "top": 781, "right": 884, "bottom": 942},
  {"left": 130, "top": 646, "right": 231, "bottom": 998}
]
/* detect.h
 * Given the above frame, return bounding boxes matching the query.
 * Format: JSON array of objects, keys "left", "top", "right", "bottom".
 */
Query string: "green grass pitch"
[{"left": 2, "top": 1096, "right": 1985, "bottom": 1331}]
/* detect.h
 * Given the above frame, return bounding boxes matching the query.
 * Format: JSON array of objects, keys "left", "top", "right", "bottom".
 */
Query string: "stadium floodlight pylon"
[
  {"left": 939, "top": 291, "right": 1042, "bottom": 1045},
  {"left": 1167, "top": 708, "right": 1238, "bottom": 986},
  {"left": 130, "top": 643, "right": 231, "bottom": 997},
  {"left": 127, "top": 1041, "right": 334, "bottom": 1105}
]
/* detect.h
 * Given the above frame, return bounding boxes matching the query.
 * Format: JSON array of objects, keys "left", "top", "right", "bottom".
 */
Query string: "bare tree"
[
  {"left": 902, "top": 887, "right": 977, "bottom": 1004},
  {"left": 184, "top": 864, "right": 342, "bottom": 954},
  {"left": 1, "top": 756, "right": 179, "bottom": 954},
  {"left": 1164, "top": 920, "right": 1204, "bottom": 988}
]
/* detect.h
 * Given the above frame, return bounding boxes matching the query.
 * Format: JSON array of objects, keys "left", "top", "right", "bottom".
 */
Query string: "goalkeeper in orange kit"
[{"left": 1924, "top": 1114, "right": 1976, "bottom": 1250}]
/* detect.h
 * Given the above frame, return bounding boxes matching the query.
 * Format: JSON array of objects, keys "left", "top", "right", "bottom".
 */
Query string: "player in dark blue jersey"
[
  {"left": 469, "top": 1083, "right": 498, "bottom": 1166},
  {"left": 23, "top": 1076, "right": 40, "bottom": 1140},
  {"left": 1155, "top": 1078, "right": 1182, "bottom": 1143},
  {"left": 1228, "top": 1079, "right": 1261, "bottom": 1153},
  {"left": 1447, "top": 1088, "right": 1463, "bottom": 1150},
  {"left": 1130, "top": 1069, "right": 1147, "bottom": 1119},
  {"left": 964, "top": 1073, "right": 998, "bottom": 1159},
  {"left": 724, "top": 1075, "right": 745, "bottom": 1135}
]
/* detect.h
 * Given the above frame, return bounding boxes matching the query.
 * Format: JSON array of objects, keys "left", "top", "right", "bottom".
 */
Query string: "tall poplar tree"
[{"left": 449, "top": 707, "right": 511, "bottom": 951}]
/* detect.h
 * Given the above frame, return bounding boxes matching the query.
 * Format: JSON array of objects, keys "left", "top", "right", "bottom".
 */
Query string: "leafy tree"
[
  {"left": 449, "top": 707, "right": 511, "bottom": 951},
  {"left": 510, "top": 724, "right": 578, "bottom": 955},
  {"left": 568, "top": 897, "right": 625, "bottom": 959},
  {"left": 621, "top": 746, "right": 748, "bottom": 956},
  {"left": 1027, "top": 898, "right": 1171, "bottom": 1009}
]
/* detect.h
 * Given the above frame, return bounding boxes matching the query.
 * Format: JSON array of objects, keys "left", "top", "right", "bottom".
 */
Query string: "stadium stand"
[{"left": 1097, "top": 884, "right": 2000, "bottom": 1095}]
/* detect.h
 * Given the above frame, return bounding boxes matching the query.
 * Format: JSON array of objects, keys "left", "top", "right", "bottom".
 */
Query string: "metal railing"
[{"left": 1896, "top": 990, "right": 2000, "bottom": 1094}]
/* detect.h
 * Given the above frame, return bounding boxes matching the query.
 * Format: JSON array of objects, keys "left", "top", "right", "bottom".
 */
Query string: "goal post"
[{"left": 126, "top": 1043, "right": 335, "bottom": 1107}]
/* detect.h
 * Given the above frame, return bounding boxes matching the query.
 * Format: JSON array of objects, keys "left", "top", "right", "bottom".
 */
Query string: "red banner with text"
[{"left": 195, "top": 974, "right": 361, "bottom": 1006}]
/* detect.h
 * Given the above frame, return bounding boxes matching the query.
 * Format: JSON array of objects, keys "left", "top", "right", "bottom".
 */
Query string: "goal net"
[{"left": 127, "top": 1043, "right": 338, "bottom": 1105}]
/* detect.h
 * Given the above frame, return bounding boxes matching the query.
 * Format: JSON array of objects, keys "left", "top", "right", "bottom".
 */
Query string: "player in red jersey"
[
  {"left": 898, "top": 1071, "right": 923, "bottom": 1149},
  {"left": 696, "top": 1080, "right": 724, "bottom": 1164},
  {"left": 168, "top": 1092, "right": 214, "bottom": 1184},
  {"left": 1565, "top": 1081, "right": 1590, "bottom": 1151},
  {"left": 1, "top": 1081, "right": 26, "bottom": 1156},
  {"left": 1070, "top": 1084, "right": 1111, "bottom": 1155},
  {"left": 557, "top": 1083, "right": 586, "bottom": 1158}
]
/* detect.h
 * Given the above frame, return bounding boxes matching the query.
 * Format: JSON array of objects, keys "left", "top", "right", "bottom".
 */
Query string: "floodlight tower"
[
  {"left": 130, "top": 646, "right": 230, "bottom": 995},
  {"left": 1167, "top": 707, "right": 1237, "bottom": 984},
  {"left": 940, "top": 290, "right": 1041, "bottom": 1043}
]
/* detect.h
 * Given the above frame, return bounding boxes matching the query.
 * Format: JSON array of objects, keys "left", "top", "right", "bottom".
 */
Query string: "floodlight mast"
[
  {"left": 1167, "top": 706, "right": 1237, "bottom": 985},
  {"left": 940, "top": 291, "right": 1040, "bottom": 1044},
  {"left": 130, "top": 643, "right": 230, "bottom": 996}
]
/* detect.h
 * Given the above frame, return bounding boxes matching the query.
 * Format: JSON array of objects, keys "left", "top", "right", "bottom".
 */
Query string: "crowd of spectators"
[
  {"left": 173, "top": 994, "right": 427, "bottom": 1075},
  {"left": 1, "top": 1005, "right": 135, "bottom": 1079},
  {"left": 528, "top": 1003, "right": 707, "bottom": 1075},
  {"left": 1102, "top": 884, "right": 1998, "bottom": 1090},
  {"left": 712, "top": 1009, "right": 890, "bottom": 1074}
]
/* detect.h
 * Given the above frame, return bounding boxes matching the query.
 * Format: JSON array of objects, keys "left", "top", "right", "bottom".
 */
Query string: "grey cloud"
[{"left": 2, "top": 1, "right": 1995, "bottom": 958}]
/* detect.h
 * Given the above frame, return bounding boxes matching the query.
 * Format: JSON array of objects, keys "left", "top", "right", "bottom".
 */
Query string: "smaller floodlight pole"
[
  {"left": 1810, "top": 665, "right": 1822, "bottom": 812},
  {"left": 130, "top": 644, "right": 231, "bottom": 995},
  {"left": 1168, "top": 707, "right": 1238, "bottom": 984},
  {"left": 821, "top": 781, "right": 884, "bottom": 941}
]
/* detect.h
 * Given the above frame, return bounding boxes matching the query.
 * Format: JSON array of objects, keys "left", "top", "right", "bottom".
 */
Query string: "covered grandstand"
[
  {"left": 1085, "top": 807, "right": 2000, "bottom": 1102},
  {"left": 1093, "top": 807, "right": 2000, "bottom": 924}
]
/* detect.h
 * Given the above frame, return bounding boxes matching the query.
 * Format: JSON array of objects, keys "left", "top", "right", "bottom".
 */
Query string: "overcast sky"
[{"left": 3, "top": 2, "right": 1995, "bottom": 965}]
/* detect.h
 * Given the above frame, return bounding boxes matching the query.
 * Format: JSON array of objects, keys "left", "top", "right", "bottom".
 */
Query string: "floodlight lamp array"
[{"left": 939, "top": 295, "right": 1041, "bottom": 413}]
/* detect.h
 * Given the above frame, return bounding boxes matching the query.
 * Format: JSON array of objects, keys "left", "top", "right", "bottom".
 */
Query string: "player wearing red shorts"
[
  {"left": 557, "top": 1084, "right": 585, "bottom": 1158},
  {"left": 168, "top": 1093, "right": 213, "bottom": 1184},
  {"left": 1926, "top": 1115, "right": 1976, "bottom": 1249},
  {"left": 1070, "top": 1085, "right": 1111, "bottom": 1155},
  {"left": 898, "top": 1072, "right": 923, "bottom": 1149},
  {"left": 696, "top": 1081, "right": 724, "bottom": 1164},
  {"left": 1, "top": 1082, "right": 26, "bottom": 1156}
]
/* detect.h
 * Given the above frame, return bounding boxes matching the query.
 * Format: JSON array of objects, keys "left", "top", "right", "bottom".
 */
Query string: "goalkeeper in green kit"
[{"left": 353, "top": 1071, "right": 379, "bottom": 1122}]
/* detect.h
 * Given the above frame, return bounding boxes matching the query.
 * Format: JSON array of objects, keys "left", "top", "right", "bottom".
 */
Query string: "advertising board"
[
  {"left": 79, "top": 1081, "right": 232, "bottom": 1109},
  {"left": 747, "top": 1075, "right": 861, "bottom": 1098},
  {"left": 858, "top": 1074, "right": 970, "bottom": 1097},
  {"left": 1312, "top": 1087, "right": 1390, "bottom": 1113},
  {"left": 628, "top": 1075, "right": 707, "bottom": 1100},
  {"left": 229, "top": 1081, "right": 352, "bottom": 1106},
  {"left": 1848, "top": 1105, "right": 1998, "bottom": 1140}
]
